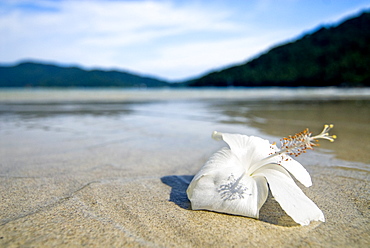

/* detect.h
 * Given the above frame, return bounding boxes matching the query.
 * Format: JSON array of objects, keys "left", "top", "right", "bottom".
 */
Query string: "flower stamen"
[{"left": 268, "top": 124, "right": 336, "bottom": 159}]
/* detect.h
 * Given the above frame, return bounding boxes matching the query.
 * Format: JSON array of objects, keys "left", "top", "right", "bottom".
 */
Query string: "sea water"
[{"left": 1, "top": 87, "right": 369, "bottom": 167}]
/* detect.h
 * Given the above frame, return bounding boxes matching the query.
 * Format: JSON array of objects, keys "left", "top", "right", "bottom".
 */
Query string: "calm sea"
[{"left": 1, "top": 87, "right": 369, "bottom": 167}]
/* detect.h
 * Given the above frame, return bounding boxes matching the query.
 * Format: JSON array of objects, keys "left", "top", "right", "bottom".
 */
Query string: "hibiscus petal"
[
  {"left": 280, "top": 157, "right": 312, "bottom": 187},
  {"left": 254, "top": 164, "right": 325, "bottom": 226},
  {"left": 253, "top": 175, "right": 269, "bottom": 212},
  {"left": 187, "top": 148, "right": 269, "bottom": 219},
  {"left": 213, "top": 132, "right": 273, "bottom": 172},
  {"left": 188, "top": 148, "right": 244, "bottom": 185}
]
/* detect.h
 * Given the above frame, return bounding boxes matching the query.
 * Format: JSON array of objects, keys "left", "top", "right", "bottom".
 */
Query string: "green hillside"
[
  {"left": 0, "top": 62, "right": 169, "bottom": 88},
  {"left": 188, "top": 11, "right": 370, "bottom": 87}
]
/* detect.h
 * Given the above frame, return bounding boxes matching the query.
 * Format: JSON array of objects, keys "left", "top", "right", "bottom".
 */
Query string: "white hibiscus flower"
[{"left": 187, "top": 125, "right": 336, "bottom": 226}]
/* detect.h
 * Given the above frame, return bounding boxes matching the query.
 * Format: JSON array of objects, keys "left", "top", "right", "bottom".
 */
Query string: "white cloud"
[
  {"left": 133, "top": 31, "right": 297, "bottom": 80},
  {"left": 1, "top": 0, "right": 244, "bottom": 79}
]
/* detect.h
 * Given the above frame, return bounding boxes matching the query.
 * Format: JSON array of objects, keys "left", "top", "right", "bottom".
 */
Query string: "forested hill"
[
  {"left": 0, "top": 62, "right": 170, "bottom": 88},
  {"left": 188, "top": 11, "right": 370, "bottom": 87}
]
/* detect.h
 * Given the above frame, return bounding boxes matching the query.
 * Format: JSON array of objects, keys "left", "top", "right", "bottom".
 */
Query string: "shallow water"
[
  {"left": 1, "top": 88, "right": 369, "bottom": 180},
  {"left": 0, "top": 88, "right": 369, "bottom": 247},
  {"left": 213, "top": 99, "right": 370, "bottom": 164},
  {"left": 0, "top": 88, "right": 370, "bottom": 164}
]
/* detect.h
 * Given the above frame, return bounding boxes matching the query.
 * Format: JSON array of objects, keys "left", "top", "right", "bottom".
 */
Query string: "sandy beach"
[{"left": 0, "top": 89, "right": 369, "bottom": 247}]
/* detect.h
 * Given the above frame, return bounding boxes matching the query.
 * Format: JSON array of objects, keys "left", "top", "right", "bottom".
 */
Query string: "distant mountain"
[
  {"left": 188, "top": 11, "right": 370, "bottom": 87},
  {"left": 0, "top": 62, "right": 170, "bottom": 88}
]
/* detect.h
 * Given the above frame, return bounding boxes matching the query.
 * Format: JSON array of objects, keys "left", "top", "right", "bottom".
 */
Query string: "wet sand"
[{"left": 0, "top": 93, "right": 369, "bottom": 247}]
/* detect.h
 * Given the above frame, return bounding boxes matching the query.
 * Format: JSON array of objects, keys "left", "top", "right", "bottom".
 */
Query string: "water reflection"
[
  {"left": 213, "top": 100, "right": 370, "bottom": 163},
  {"left": 1, "top": 90, "right": 369, "bottom": 165},
  {"left": 0, "top": 102, "right": 134, "bottom": 118}
]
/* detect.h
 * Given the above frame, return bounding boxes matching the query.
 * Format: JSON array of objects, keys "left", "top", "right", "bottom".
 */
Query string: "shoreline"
[{"left": 1, "top": 87, "right": 370, "bottom": 103}]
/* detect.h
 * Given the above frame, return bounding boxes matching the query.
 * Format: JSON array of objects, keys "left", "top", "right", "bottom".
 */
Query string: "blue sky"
[{"left": 1, "top": 0, "right": 370, "bottom": 81}]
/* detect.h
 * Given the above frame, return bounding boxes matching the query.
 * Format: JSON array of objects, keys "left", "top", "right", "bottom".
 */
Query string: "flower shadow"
[{"left": 161, "top": 175, "right": 193, "bottom": 210}]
